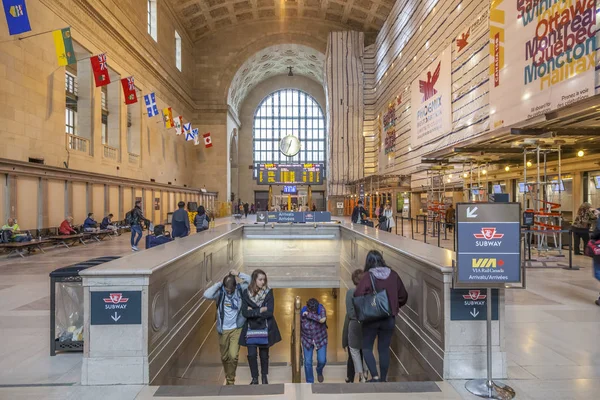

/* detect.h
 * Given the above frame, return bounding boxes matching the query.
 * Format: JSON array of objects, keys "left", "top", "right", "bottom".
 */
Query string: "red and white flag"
[
  {"left": 90, "top": 53, "right": 110, "bottom": 87},
  {"left": 203, "top": 132, "right": 212, "bottom": 148},
  {"left": 121, "top": 76, "right": 137, "bottom": 105}
]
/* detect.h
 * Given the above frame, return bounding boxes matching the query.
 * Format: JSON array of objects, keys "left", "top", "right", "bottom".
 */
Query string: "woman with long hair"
[
  {"left": 354, "top": 250, "right": 408, "bottom": 382},
  {"left": 239, "top": 269, "right": 281, "bottom": 384},
  {"left": 343, "top": 269, "right": 368, "bottom": 383},
  {"left": 572, "top": 202, "right": 597, "bottom": 255}
]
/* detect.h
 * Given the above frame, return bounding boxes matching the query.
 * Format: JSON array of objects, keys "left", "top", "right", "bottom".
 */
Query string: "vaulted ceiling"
[
  {"left": 228, "top": 44, "right": 324, "bottom": 113},
  {"left": 171, "top": 0, "right": 395, "bottom": 40}
]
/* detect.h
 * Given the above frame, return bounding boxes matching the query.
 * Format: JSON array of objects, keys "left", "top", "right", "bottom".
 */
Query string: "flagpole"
[{"left": 0, "top": 27, "right": 65, "bottom": 44}]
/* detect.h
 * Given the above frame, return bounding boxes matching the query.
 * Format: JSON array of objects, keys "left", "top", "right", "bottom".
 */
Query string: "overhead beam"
[
  {"left": 511, "top": 127, "right": 600, "bottom": 136},
  {"left": 453, "top": 147, "right": 524, "bottom": 154}
]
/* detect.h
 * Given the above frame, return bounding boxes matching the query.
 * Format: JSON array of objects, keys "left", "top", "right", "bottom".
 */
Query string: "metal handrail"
[{"left": 291, "top": 295, "right": 302, "bottom": 383}]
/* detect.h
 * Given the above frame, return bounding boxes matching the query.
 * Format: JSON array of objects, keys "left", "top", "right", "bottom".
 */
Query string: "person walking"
[
  {"left": 351, "top": 200, "right": 367, "bottom": 224},
  {"left": 343, "top": 269, "right": 367, "bottom": 383},
  {"left": 243, "top": 203, "right": 249, "bottom": 218},
  {"left": 172, "top": 201, "right": 190, "bottom": 238},
  {"left": 445, "top": 204, "right": 455, "bottom": 233},
  {"left": 590, "top": 208, "right": 600, "bottom": 306},
  {"left": 301, "top": 298, "right": 328, "bottom": 383},
  {"left": 240, "top": 269, "right": 281, "bottom": 385},
  {"left": 354, "top": 250, "right": 408, "bottom": 382},
  {"left": 204, "top": 270, "right": 251, "bottom": 385},
  {"left": 383, "top": 203, "right": 394, "bottom": 233},
  {"left": 194, "top": 205, "right": 210, "bottom": 232},
  {"left": 572, "top": 202, "right": 597, "bottom": 255},
  {"left": 128, "top": 201, "right": 150, "bottom": 252}
]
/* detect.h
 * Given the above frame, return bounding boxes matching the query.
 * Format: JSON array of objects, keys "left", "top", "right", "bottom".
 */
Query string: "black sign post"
[
  {"left": 91, "top": 291, "right": 142, "bottom": 325},
  {"left": 456, "top": 203, "right": 519, "bottom": 400}
]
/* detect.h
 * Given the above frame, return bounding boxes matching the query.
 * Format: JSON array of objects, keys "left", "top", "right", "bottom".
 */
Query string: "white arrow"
[
  {"left": 259, "top": 214, "right": 265, "bottom": 221},
  {"left": 470, "top": 308, "right": 480, "bottom": 318},
  {"left": 466, "top": 206, "right": 478, "bottom": 218},
  {"left": 111, "top": 312, "right": 121, "bottom": 322}
]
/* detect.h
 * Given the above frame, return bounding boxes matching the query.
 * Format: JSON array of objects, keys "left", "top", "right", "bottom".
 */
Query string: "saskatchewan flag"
[{"left": 53, "top": 27, "right": 76, "bottom": 66}]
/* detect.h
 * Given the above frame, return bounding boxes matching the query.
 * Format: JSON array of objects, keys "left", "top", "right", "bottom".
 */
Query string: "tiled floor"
[{"left": 0, "top": 215, "right": 598, "bottom": 399}]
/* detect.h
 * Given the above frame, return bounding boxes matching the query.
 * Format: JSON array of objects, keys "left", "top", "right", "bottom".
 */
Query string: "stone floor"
[{"left": 0, "top": 215, "right": 598, "bottom": 399}]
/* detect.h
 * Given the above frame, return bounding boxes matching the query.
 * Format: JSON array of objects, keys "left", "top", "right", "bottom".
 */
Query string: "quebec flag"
[
  {"left": 144, "top": 93, "right": 159, "bottom": 117},
  {"left": 184, "top": 123, "right": 194, "bottom": 141},
  {"left": 3, "top": 0, "right": 31, "bottom": 35}
]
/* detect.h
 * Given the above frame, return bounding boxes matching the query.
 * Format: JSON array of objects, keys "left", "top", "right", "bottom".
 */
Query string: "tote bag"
[{"left": 352, "top": 272, "right": 392, "bottom": 323}]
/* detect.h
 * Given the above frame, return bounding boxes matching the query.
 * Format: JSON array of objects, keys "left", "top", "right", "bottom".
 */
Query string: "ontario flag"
[
  {"left": 174, "top": 115, "right": 183, "bottom": 135},
  {"left": 90, "top": 53, "right": 110, "bottom": 87},
  {"left": 203, "top": 132, "right": 212, "bottom": 148},
  {"left": 121, "top": 76, "right": 137, "bottom": 105}
]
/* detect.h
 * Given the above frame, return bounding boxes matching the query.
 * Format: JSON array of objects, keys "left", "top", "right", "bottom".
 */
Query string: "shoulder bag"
[
  {"left": 352, "top": 272, "right": 392, "bottom": 323},
  {"left": 584, "top": 239, "right": 600, "bottom": 257},
  {"left": 246, "top": 320, "right": 269, "bottom": 345}
]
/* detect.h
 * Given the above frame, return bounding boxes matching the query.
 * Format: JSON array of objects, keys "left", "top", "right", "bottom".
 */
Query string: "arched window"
[{"left": 253, "top": 89, "right": 326, "bottom": 167}]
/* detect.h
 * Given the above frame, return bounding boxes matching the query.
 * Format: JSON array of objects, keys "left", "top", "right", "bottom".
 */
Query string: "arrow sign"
[
  {"left": 466, "top": 206, "right": 478, "bottom": 218},
  {"left": 470, "top": 308, "right": 479, "bottom": 318},
  {"left": 259, "top": 214, "right": 264, "bottom": 220},
  {"left": 111, "top": 312, "right": 121, "bottom": 322}
]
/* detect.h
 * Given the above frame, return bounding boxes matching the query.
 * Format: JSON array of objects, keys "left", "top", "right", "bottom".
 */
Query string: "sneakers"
[{"left": 131, "top": 246, "right": 139, "bottom": 252}]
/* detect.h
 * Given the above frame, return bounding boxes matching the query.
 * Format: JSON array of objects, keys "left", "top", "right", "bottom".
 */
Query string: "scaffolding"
[{"left": 425, "top": 166, "right": 452, "bottom": 236}]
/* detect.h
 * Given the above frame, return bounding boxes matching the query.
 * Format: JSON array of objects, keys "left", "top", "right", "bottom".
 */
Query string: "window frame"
[
  {"left": 252, "top": 89, "right": 326, "bottom": 176},
  {"left": 175, "top": 30, "right": 182, "bottom": 71},
  {"left": 147, "top": 0, "right": 158, "bottom": 42}
]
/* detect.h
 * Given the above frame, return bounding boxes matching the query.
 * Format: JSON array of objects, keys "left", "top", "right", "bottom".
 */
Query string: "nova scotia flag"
[{"left": 184, "top": 123, "right": 194, "bottom": 141}]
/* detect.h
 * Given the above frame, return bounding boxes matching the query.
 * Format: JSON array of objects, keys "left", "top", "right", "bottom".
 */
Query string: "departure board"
[{"left": 257, "top": 163, "right": 324, "bottom": 185}]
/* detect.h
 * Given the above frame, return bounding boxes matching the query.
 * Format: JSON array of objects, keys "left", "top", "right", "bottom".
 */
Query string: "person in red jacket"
[
  {"left": 354, "top": 250, "right": 408, "bottom": 382},
  {"left": 59, "top": 216, "right": 77, "bottom": 235}
]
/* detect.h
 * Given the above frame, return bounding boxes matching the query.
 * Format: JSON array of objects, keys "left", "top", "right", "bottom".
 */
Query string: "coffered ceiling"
[
  {"left": 228, "top": 44, "right": 324, "bottom": 112},
  {"left": 171, "top": 0, "right": 395, "bottom": 40}
]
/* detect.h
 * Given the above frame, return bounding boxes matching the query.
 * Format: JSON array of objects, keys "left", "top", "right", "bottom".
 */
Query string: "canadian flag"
[{"left": 203, "top": 132, "right": 212, "bottom": 148}]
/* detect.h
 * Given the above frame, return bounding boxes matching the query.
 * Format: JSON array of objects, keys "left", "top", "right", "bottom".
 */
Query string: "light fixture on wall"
[{"left": 287, "top": 66, "right": 294, "bottom": 76}]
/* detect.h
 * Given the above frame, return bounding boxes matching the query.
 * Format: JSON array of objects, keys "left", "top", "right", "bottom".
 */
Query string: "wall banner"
[
  {"left": 489, "top": 0, "right": 597, "bottom": 129},
  {"left": 411, "top": 46, "right": 452, "bottom": 149}
]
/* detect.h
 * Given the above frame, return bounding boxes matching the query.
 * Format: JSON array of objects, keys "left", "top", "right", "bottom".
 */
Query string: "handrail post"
[
  {"left": 437, "top": 221, "right": 441, "bottom": 248},
  {"left": 424, "top": 218, "right": 427, "bottom": 243},
  {"left": 291, "top": 296, "right": 302, "bottom": 383}
]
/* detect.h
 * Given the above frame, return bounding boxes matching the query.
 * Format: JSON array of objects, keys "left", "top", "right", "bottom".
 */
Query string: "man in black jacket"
[
  {"left": 351, "top": 200, "right": 367, "bottom": 224},
  {"left": 130, "top": 201, "right": 150, "bottom": 252},
  {"left": 172, "top": 201, "right": 190, "bottom": 238}
]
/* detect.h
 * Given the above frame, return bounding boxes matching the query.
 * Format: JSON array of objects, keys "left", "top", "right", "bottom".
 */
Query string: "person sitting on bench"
[
  {"left": 100, "top": 213, "right": 119, "bottom": 234},
  {"left": 1, "top": 218, "right": 32, "bottom": 242},
  {"left": 59, "top": 216, "right": 77, "bottom": 235},
  {"left": 83, "top": 213, "right": 99, "bottom": 233},
  {"left": 146, "top": 225, "right": 173, "bottom": 249}
]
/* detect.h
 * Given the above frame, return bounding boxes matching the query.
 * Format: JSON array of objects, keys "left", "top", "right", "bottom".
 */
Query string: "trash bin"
[{"left": 49, "top": 256, "right": 121, "bottom": 356}]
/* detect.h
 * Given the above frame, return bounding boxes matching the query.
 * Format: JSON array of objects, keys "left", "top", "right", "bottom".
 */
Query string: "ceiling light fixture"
[
  {"left": 287, "top": 66, "right": 293, "bottom": 76},
  {"left": 577, "top": 150, "right": 585, "bottom": 157}
]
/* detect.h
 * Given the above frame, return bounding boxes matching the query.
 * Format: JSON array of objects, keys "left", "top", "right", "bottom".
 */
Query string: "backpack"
[
  {"left": 125, "top": 209, "right": 134, "bottom": 225},
  {"left": 0, "top": 230, "right": 13, "bottom": 243}
]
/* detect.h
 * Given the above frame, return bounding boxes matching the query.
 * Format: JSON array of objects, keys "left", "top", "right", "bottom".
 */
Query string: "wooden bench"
[
  {"left": 0, "top": 239, "right": 52, "bottom": 258},
  {"left": 83, "top": 230, "right": 114, "bottom": 242},
  {"left": 48, "top": 234, "right": 86, "bottom": 248}
]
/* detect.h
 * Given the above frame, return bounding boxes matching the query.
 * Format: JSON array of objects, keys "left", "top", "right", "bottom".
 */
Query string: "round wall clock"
[{"left": 279, "top": 135, "right": 301, "bottom": 157}]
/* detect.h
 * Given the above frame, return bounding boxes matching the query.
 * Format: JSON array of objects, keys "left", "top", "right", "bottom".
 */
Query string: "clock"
[{"left": 279, "top": 135, "right": 301, "bottom": 157}]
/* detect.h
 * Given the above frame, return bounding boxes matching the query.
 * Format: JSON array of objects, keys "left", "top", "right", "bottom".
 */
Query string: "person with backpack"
[
  {"left": 354, "top": 250, "right": 408, "bottom": 382},
  {"left": 343, "top": 269, "right": 367, "bottom": 383},
  {"left": 127, "top": 201, "right": 150, "bottom": 252},
  {"left": 382, "top": 203, "right": 394, "bottom": 233},
  {"left": 194, "top": 205, "right": 210, "bottom": 232},
  {"left": 204, "top": 270, "right": 251, "bottom": 385},
  {"left": 171, "top": 201, "right": 190, "bottom": 238},
  {"left": 301, "top": 298, "right": 328, "bottom": 383}
]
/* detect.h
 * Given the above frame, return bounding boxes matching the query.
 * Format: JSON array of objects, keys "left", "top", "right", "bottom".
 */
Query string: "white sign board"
[
  {"left": 411, "top": 46, "right": 452, "bottom": 149},
  {"left": 336, "top": 202, "right": 344, "bottom": 209},
  {"left": 489, "top": 0, "right": 597, "bottom": 129}
]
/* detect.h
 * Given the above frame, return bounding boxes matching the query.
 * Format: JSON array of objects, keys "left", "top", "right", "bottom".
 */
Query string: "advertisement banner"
[
  {"left": 489, "top": 0, "right": 597, "bottom": 129},
  {"left": 411, "top": 46, "right": 452, "bottom": 149}
]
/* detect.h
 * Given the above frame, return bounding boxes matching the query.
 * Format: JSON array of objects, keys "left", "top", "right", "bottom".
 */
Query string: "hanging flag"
[
  {"left": 184, "top": 123, "right": 194, "bottom": 141},
  {"left": 192, "top": 129, "right": 200, "bottom": 146},
  {"left": 3, "top": 0, "right": 31, "bottom": 36},
  {"left": 144, "top": 93, "right": 159, "bottom": 117},
  {"left": 90, "top": 53, "right": 111, "bottom": 87},
  {"left": 203, "top": 132, "right": 213, "bottom": 148},
  {"left": 162, "top": 107, "right": 174, "bottom": 128},
  {"left": 174, "top": 115, "right": 183, "bottom": 135},
  {"left": 121, "top": 76, "right": 138, "bottom": 105},
  {"left": 52, "top": 27, "right": 76, "bottom": 66}
]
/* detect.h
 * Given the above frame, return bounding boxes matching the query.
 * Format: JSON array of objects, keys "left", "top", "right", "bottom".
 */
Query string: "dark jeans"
[
  {"left": 362, "top": 316, "right": 395, "bottom": 381},
  {"left": 130, "top": 225, "right": 143, "bottom": 246},
  {"left": 247, "top": 346, "right": 269, "bottom": 378},
  {"left": 346, "top": 349, "right": 364, "bottom": 382},
  {"left": 572, "top": 228, "right": 590, "bottom": 254}
]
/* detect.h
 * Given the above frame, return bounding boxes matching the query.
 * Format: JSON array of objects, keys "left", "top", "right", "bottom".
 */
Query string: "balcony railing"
[
  {"left": 128, "top": 153, "right": 140, "bottom": 165},
  {"left": 103, "top": 145, "right": 118, "bottom": 160},
  {"left": 66, "top": 133, "right": 89, "bottom": 154}
]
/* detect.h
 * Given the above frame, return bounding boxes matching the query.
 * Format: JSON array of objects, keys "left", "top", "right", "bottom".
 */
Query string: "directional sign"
[
  {"left": 265, "top": 212, "right": 332, "bottom": 223},
  {"left": 450, "top": 289, "right": 499, "bottom": 321},
  {"left": 456, "top": 203, "right": 522, "bottom": 287},
  {"left": 256, "top": 211, "right": 267, "bottom": 223},
  {"left": 91, "top": 291, "right": 142, "bottom": 325}
]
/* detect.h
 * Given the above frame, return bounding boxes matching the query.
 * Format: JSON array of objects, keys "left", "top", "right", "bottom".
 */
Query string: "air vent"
[
  {"left": 168, "top": 182, "right": 172, "bottom": 185},
  {"left": 150, "top": 178, "right": 156, "bottom": 182},
  {"left": 28, "top": 157, "right": 44, "bottom": 164}
]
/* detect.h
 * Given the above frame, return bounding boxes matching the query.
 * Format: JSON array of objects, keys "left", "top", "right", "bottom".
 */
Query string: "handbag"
[
  {"left": 352, "top": 272, "right": 392, "bottom": 323},
  {"left": 584, "top": 239, "right": 600, "bottom": 257},
  {"left": 246, "top": 321, "right": 269, "bottom": 345}
]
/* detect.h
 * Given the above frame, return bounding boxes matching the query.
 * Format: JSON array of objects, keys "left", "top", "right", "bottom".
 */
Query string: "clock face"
[{"left": 279, "top": 135, "right": 301, "bottom": 157}]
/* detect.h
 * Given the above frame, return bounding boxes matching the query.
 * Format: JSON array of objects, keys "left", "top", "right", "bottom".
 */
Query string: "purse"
[
  {"left": 352, "top": 272, "right": 392, "bottom": 323},
  {"left": 584, "top": 239, "right": 600, "bottom": 257},
  {"left": 246, "top": 321, "right": 269, "bottom": 345}
]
